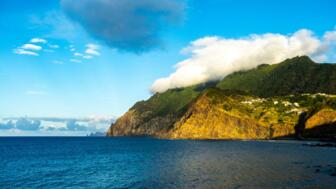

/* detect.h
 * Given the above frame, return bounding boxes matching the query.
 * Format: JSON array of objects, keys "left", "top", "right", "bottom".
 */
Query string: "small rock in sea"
[{"left": 315, "top": 169, "right": 320, "bottom": 173}]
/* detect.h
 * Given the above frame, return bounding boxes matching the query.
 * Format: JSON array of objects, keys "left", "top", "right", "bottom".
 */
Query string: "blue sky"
[{"left": 0, "top": 0, "right": 335, "bottom": 121}]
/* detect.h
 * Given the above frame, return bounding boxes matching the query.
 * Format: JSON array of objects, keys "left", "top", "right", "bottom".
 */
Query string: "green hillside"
[
  {"left": 130, "top": 81, "right": 217, "bottom": 117},
  {"left": 217, "top": 56, "right": 336, "bottom": 97}
]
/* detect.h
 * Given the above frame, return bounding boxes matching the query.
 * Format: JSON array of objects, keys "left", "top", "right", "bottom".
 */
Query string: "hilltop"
[{"left": 217, "top": 56, "right": 336, "bottom": 96}]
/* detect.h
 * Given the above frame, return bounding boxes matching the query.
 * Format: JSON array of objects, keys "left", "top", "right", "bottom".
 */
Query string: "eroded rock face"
[
  {"left": 107, "top": 110, "right": 139, "bottom": 136},
  {"left": 170, "top": 92, "right": 269, "bottom": 139},
  {"left": 108, "top": 109, "right": 179, "bottom": 137}
]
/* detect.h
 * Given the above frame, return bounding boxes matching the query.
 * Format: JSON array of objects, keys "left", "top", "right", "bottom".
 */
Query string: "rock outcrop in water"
[{"left": 107, "top": 56, "right": 336, "bottom": 140}]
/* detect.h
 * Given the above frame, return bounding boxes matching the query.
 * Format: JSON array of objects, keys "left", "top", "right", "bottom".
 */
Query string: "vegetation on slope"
[
  {"left": 171, "top": 88, "right": 336, "bottom": 139},
  {"left": 130, "top": 81, "right": 219, "bottom": 119},
  {"left": 217, "top": 56, "right": 336, "bottom": 97}
]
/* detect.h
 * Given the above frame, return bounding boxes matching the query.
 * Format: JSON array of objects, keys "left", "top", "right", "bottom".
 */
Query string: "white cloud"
[
  {"left": 74, "top": 52, "right": 92, "bottom": 59},
  {"left": 70, "top": 59, "right": 82, "bottom": 63},
  {"left": 13, "top": 49, "right": 39, "bottom": 56},
  {"left": 72, "top": 44, "right": 99, "bottom": 60},
  {"left": 151, "top": 29, "right": 336, "bottom": 93},
  {"left": 30, "top": 38, "right": 47, "bottom": 44},
  {"left": 85, "top": 49, "right": 100, "bottom": 56},
  {"left": 85, "top": 43, "right": 100, "bottom": 56},
  {"left": 21, "top": 44, "right": 42, "bottom": 51},
  {"left": 14, "top": 43, "right": 43, "bottom": 56},
  {"left": 324, "top": 28, "right": 336, "bottom": 42},
  {"left": 40, "top": 120, "right": 67, "bottom": 130},
  {"left": 15, "top": 39, "right": 61, "bottom": 57}
]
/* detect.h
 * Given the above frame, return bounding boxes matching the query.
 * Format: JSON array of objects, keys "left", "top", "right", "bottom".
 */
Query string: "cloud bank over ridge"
[{"left": 151, "top": 29, "right": 336, "bottom": 93}]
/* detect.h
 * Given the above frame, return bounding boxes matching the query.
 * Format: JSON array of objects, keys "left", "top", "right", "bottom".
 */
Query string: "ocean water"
[{"left": 0, "top": 137, "right": 336, "bottom": 189}]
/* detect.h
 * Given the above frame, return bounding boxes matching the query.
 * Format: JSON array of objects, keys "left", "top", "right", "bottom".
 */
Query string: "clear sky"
[{"left": 1, "top": 0, "right": 336, "bottom": 119}]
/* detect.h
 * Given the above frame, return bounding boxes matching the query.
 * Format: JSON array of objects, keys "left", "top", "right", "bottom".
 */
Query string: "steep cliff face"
[
  {"left": 107, "top": 109, "right": 179, "bottom": 137},
  {"left": 108, "top": 56, "right": 336, "bottom": 140},
  {"left": 169, "top": 88, "right": 308, "bottom": 139},
  {"left": 108, "top": 85, "right": 202, "bottom": 137},
  {"left": 169, "top": 90, "right": 270, "bottom": 139}
]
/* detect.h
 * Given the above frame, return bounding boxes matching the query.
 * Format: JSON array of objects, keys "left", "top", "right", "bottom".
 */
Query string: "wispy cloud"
[
  {"left": 14, "top": 43, "right": 42, "bottom": 56},
  {"left": 83, "top": 55, "right": 92, "bottom": 59},
  {"left": 14, "top": 37, "right": 63, "bottom": 57},
  {"left": 69, "top": 44, "right": 76, "bottom": 51},
  {"left": 74, "top": 52, "right": 83, "bottom": 57},
  {"left": 13, "top": 49, "right": 39, "bottom": 56},
  {"left": 14, "top": 38, "right": 102, "bottom": 62},
  {"left": 30, "top": 38, "right": 47, "bottom": 44},
  {"left": 74, "top": 52, "right": 93, "bottom": 59},
  {"left": 21, "top": 44, "right": 42, "bottom": 51},
  {"left": 71, "top": 44, "right": 99, "bottom": 61},
  {"left": 70, "top": 59, "right": 82, "bottom": 63},
  {"left": 85, "top": 44, "right": 100, "bottom": 56}
]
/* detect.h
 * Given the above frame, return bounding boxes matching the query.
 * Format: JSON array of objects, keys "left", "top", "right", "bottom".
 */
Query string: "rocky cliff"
[
  {"left": 170, "top": 89, "right": 336, "bottom": 139},
  {"left": 107, "top": 56, "right": 336, "bottom": 140}
]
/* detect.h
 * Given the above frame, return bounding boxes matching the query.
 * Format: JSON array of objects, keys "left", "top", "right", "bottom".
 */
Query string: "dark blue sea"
[{"left": 0, "top": 137, "right": 336, "bottom": 189}]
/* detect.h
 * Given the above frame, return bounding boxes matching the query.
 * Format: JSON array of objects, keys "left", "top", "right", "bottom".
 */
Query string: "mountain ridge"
[{"left": 107, "top": 56, "right": 336, "bottom": 140}]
